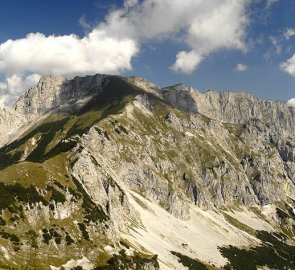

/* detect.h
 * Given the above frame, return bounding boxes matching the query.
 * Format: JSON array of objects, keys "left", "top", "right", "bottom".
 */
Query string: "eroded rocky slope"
[{"left": 0, "top": 74, "right": 294, "bottom": 269}]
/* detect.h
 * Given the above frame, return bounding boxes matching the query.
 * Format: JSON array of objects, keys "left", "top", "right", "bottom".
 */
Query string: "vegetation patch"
[
  {"left": 0, "top": 182, "right": 48, "bottom": 215},
  {"left": 223, "top": 123, "right": 245, "bottom": 137},
  {"left": 0, "top": 161, "right": 48, "bottom": 188},
  {"left": 70, "top": 267, "right": 83, "bottom": 270},
  {"left": 72, "top": 175, "right": 108, "bottom": 223},
  {"left": 0, "top": 151, "right": 22, "bottom": 170},
  {"left": 26, "top": 230, "right": 38, "bottom": 249},
  {"left": 65, "top": 232, "right": 75, "bottom": 245},
  {"left": 275, "top": 205, "right": 295, "bottom": 238},
  {"left": 199, "top": 114, "right": 212, "bottom": 125},
  {"left": 94, "top": 250, "right": 159, "bottom": 270},
  {"left": 42, "top": 228, "right": 62, "bottom": 245},
  {"left": 249, "top": 206, "right": 269, "bottom": 223},
  {"left": 78, "top": 222, "right": 90, "bottom": 241},
  {"left": 0, "top": 230, "right": 21, "bottom": 251},
  {"left": 48, "top": 185, "right": 66, "bottom": 203},
  {"left": 26, "top": 118, "right": 71, "bottom": 162},
  {"left": 0, "top": 116, "right": 74, "bottom": 168},
  {"left": 223, "top": 212, "right": 256, "bottom": 236},
  {"left": 219, "top": 230, "right": 295, "bottom": 270},
  {"left": 171, "top": 251, "right": 216, "bottom": 270},
  {"left": 0, "top": 183, "right": 16, "bottom": 211},
  {"left": 0, "top": 231, "right": 20, "bottom": 244},
  {"left": 0, "top": 216, "right": 6, "bottom": 226}
]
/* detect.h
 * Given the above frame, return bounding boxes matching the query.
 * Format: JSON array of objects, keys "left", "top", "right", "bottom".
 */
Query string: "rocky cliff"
[{"left": 0, "top": 74, "right": 294, "bottom": 270}]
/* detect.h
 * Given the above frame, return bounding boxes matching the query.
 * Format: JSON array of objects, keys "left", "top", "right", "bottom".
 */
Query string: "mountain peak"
[
  {"left": 37, "top": 74, "right": 65, "bottom": 83},
  {"left": 161, "top": 83, "right": 199, "bottom": 113},
  {"left": 35, "top": 74, "right": 65, "bottom": 93},
  {"left": 14, "top": 74, "right": 65, "bottom": 111}
]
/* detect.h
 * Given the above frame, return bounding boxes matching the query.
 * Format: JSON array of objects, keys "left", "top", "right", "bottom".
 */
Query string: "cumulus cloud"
[
  {"left": 0, "top": 31, "right": 138, "bottom": 77},
  {"left": 171, "top": 51, "right": 203, "bottom": 74},
  {"left": 280, "top": 54, "right": 295, "bottom": 76},
  {"left": 236, "top": 63, "right": 248, "bottom": 71},
  {"left": 6, "top": 74, "right": 41, "bottom": 96},
  {"left": 98, "top": 0, "right": 250, "bottom": 73},
  {"left": 287, "top": 98, "right": 295, "bottom": 108},
  {"left": 124, "top": 0, "right": 139, "bottom": 8},
  {"left": 0, "top": 0, "right": 251, "bottom": 106},
  {"left": 0, "top": 74, "right": 41, "bottom": 106}
]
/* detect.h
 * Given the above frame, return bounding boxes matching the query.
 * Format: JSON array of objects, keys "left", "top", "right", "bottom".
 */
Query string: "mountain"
[{"left": 0, "top": 74, "right": 294, "bottom": 270}]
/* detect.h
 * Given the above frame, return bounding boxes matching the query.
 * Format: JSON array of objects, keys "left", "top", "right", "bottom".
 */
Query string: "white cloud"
[
  {"left": 99, "top": 0, "right": 250, "bottom": 73},
  {"left": 0, "top": 95, "right": 9, "bottom": 108},
  {"left": 284, "top": 28, "right": 295, "bottom": 40},
  {"left": 0, "top": 82, "right": 8, "bottom": 108},
  {"left": 171, "top": 51, "right": 203, "bottom": 74},
  {"left": 287, "top": 98, "right": 295, "bottom": 108},
  {"left": 6, "top": 74, "right": 41, "bottom": 96},
  {"left": 124, "top": 0, "right": 139, "bottom": 8},
  {"left": 0, "top": 82, "right": 7, "bottom": 90},
  {"left": 0, "top": 31, "right": 138, "bottom": 77},
  {"left": 0, "top": 74, "right": 41, "bottom": 106},
  {"left": 0, "top": 0, "right": 251, "bottom": 106},
  {"left": 236, "top": 63, "right": 248, "bottom": 71},
  {"left": 280, "top": 54, "right": 295, "bottom": 76}
]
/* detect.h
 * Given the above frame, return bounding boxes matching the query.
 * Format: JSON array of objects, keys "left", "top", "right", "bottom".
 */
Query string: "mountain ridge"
[
  {"left": 0, "top": 73, "right": 294, "bottom": 269},
  {"left": 0, "top": 73, "right": 294, "bottom": 148}
]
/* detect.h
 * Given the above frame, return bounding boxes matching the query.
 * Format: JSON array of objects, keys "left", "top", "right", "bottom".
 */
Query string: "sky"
[{"left": 0, "top": 0, "right": 295, "bottom": 107}]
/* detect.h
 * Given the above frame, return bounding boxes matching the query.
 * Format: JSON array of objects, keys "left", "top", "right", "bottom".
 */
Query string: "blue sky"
[{"left": 0, "top": 0, "right": 295, "bottom": 106}]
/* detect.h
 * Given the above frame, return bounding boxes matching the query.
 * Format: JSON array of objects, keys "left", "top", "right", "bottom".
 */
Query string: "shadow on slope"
[
  {"left": 0, "top": 76, "right": 164, "bottom": 167},
  {"left": 219, "top": 231, "right": 295, "bottom": 270}
]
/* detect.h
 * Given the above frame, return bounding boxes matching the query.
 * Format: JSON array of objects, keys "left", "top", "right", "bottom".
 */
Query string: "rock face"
[
  {"left": 0, "top": 74, "right": 108, "bottom": 147},
  {"left": 196, "top": 91, "right": 295, "bottom": 133},
  {"left": 163, "top": 84, "right": 295, "bottom": 131},
  {"left": 0, "top": 74, "right": 294, "bottom": 270}
]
